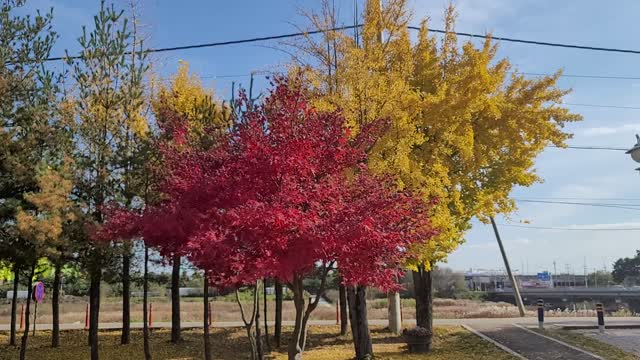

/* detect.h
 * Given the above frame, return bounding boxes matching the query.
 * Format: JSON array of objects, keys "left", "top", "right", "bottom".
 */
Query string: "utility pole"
[
  {"left": 584, "top": 257, "right": 588, "bottom": 288},
  {"left": 490, "top": 217, "right": 525, "bottom": 317},
  {"left": 553, "top": 261, "right": 557, "bottom": 288}
]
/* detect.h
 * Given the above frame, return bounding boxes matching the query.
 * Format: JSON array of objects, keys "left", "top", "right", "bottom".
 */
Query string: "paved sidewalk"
[{"left": 469, "top": 323, "right": 602, "bottom": 360}]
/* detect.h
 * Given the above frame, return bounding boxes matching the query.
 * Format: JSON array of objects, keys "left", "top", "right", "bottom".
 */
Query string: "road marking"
[
  {"left": 461, "top": 324, "right": 527, "bottom": 360},
  {"left": 512, "top": 324, "right": 604, "bottom": 360}
]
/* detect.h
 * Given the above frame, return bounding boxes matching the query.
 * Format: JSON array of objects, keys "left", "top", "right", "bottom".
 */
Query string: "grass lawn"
[
  {"left": 534, "top": 329, "right": 638, "bottom": 360},
  {"left": 0, "top": 325, "right": 516, "bottom": 360}
]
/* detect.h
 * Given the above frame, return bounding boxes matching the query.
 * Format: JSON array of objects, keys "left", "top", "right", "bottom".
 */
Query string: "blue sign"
[
  {"left": 33, "top": 282, "right": 45, "bottom": 303},
  {"left": 537, "top": 272, "right": 551, "bottom": 282}
]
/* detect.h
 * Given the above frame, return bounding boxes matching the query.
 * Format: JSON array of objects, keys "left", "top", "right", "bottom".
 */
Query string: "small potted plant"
[{"left": 402, "top": 326, "right": 432, "bottom": 353}]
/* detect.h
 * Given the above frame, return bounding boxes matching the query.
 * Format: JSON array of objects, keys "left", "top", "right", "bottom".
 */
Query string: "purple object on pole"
[{"left": 33, "top": 282, "right": 45, "bottom": 303}]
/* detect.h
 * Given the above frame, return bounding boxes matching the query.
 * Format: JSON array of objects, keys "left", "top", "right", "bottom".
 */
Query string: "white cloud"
[
  {"left": 564, "top": 222, "right": 640, "bottom": 230},
  {"left": 514, "top": 237, "right": 532, "bottom": 245},
  {"left": 465, "top": 242, "right": 495, "bottom": 250},
  {"left": 582, "top": 123, "right": 640, "bottom": 137}
]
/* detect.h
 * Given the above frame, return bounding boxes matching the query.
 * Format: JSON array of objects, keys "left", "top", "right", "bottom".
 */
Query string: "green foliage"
[
  {"left": 65, "top": 0, "right": 150, "bottom": 275},
  {"left": 587, "top": 270, "right": 613, "bottom": 288},
  {"left": 61, "top": 265, "right": 91, "bottom": 296},
  {"left": 612, "top": 250, "right": 640, "bottom": 284},
  {"left": 432, "top": 267, "right": 467, "bottom": 299},
  {"left": 0, "top": 0, "right": 64, "bottom": 272},
  {"left": 455, "top": 291, "right": 488, "bottom": 301}
]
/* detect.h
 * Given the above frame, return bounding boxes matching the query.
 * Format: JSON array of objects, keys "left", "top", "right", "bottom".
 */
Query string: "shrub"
[{"left": 403, "top": 326, "right": 432, "bottom": 337}]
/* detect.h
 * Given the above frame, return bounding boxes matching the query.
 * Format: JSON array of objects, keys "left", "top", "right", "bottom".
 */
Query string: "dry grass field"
[
  {"left": 1, "top": 296, "right": 619, "bottom": 328},
  {"left": 0, "top": 297, "right": 534, "bottom": 326}
]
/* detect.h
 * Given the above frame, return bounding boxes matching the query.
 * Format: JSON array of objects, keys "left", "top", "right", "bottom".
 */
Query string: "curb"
[{"left": 561, "top": 324, "right": 640, "bottom": 330}]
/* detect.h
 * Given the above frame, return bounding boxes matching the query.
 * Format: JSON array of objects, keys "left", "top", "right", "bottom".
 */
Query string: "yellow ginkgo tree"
[
  {"left": 409, "top": 6, "right": 581, "bottom": 337},
  {"left": 297, "top": 0, "right": 581, "bottom": 352}
]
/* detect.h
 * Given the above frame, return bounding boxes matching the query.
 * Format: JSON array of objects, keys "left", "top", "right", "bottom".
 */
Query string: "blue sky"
[{"left": 22, "top": 0, "right": 640, "bottom": 275}]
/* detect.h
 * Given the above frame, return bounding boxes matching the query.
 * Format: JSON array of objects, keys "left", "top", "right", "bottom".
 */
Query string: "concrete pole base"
[{"left": 387, "top": 292, "right": 401, "bottom": 335}]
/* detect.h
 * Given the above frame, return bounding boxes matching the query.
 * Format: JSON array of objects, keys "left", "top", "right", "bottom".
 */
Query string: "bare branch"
[{"left": 235, "top": 288, "right": 250, "bottom": 326}]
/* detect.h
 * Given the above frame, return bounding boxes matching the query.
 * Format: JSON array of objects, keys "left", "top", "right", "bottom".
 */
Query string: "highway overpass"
[{"left": 488, "top": 287, "right": 640, "bottom": 311}]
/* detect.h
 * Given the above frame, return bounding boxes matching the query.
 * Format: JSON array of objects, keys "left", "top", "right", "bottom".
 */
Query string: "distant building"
[{"left": 465, "top": 270, "right": 587, "bottom": 291}]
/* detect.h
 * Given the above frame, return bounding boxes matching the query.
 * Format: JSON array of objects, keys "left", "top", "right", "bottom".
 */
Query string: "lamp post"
[{"left": 626, "top": 134, "right": 640, "bottom": 171}]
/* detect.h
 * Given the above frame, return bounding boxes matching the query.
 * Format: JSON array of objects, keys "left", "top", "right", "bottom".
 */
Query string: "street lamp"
[{"left": 626, "top": 134, "right": 640, "bottom": 171}]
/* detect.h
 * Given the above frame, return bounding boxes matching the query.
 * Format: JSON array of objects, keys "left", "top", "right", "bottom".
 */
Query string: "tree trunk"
[
  {"left": 19, "top": 262, "right": 36, "bottom": 360},
  {"left": 9, "top": 265, "right": 19, "bottom": 346},
  {"left": 255, "top": 282, "right": 263, "bottom": 360},
  {"left": 347, "top": 285, "right": 373, "bottom": 360},
  {"left": 143, "top": 245, "right": 151, "bottom": 360},
  {"left": 287, "top": 276, "right": 306, "bottom": 360},
  {"left": 286, "top": 266, "right": 332, "bottom": 360},
  {"left": 88, "top": 264, "right": 102, "bottom": 360},
  {"left": 203, "top": 273, "right": 212, "bottom": 360},
  {"left": 236, "top": 285, "right": 259, "bottom": 359},
  {"left": 412, "top": 265, "right": 433, "bottom": 352},
  {"left": 170, "top": 253, "right": 181, "bottom": 344},
  {"left": 348, "top": 288, "right": 359, "bottom": 356},
  {"left": 263, "top": 278, "right": 270, "bottom": 351},
  {"left": 274, "top": 280, "right": 283, "bottom": 348},
  {"left": 339, "top": 284, "right": 348, "bottom": 336},
  {"left": 52, "top": 263, "right": 62, "bottom": 347},
  {"left": 121, "top": 244, "right": 131, "bottom": 345}
]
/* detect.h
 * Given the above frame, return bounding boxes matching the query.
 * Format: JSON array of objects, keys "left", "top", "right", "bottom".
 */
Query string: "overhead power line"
[
  {"left": 522, "top": 72, "right": 640, "bottom": 81},
  {"left": 516, "top": 199, "right": 640, "bottom": 207},
  {"left": 406, "top": 26, "right": 640, "bottom": 55},
  {"left": 514, "top": 199, "right": 640, "bottom": 211},
  {"left": 199, "top": 70, "right": 640, "bottom": 82},
  {"left": 46, "top": 23, "right": 640, "bottom": 113},
  {"left": 497, "top": 223, "right": 640, "bottom": 231},
  {"left": 520, "top": 197, "right": 640, "bottom": 201},
  {"left": 548, "top": 145, "right": 627, "bottom": 151},
  {"left": 45, "top": 23, "right": 640, "bottom": 63},
  {"left": 44, "top": 25, "right": 363, "bottom": 62},
  {"left": 196, "top": 73, "right": 640, "bottom": 113},
  {"left": 564, "top": 103, "right": 640, "bottom": 110}
]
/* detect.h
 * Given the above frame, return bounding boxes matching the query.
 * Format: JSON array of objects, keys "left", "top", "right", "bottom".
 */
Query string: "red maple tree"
[{"left": 98, "top": 78, "right": 436, "bottom": 359}]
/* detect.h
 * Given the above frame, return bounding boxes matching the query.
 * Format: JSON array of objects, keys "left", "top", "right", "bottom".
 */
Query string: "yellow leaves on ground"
[{"left": 0, "top": 326, "right": 516, "bottom": 360}]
